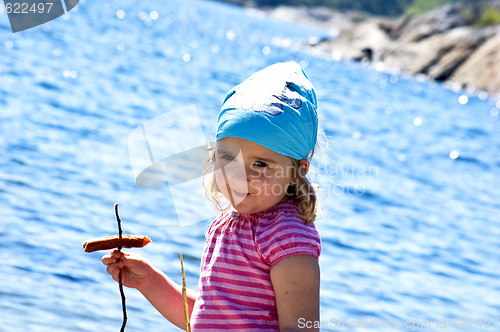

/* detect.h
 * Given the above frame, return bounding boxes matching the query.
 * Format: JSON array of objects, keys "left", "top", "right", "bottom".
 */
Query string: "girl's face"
[{"left": 215, "top": 137, "right": 295, "bottom": 214}]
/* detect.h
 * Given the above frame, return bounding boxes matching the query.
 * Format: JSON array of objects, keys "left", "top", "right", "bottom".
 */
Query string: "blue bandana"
[{"left": 216, "top": 62, "right": 318, "bottom": 160}]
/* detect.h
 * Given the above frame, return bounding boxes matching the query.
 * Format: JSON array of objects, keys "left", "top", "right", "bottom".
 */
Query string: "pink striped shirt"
[{"left": 190, "top": 200, "right": 321, "bottom": 331}]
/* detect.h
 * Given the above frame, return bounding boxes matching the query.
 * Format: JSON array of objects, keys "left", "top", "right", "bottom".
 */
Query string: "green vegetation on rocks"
[
  {"left": 252, "top": 0, "right": 413, "bottom": 16},
  {"left": 477, "top": 7, "right": 500, "bottom": 25},
  {"left": 405, "top": 0, "right": 464, "bottom": 15},
  {"left": 225, "top": 0, "right": 496, "bottom": 18}
]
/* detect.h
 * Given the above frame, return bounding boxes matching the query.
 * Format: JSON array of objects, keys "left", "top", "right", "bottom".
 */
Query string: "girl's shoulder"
[
  {"left": 255, "top": 200, "right": 320, "bottom": 243},
  {"left": 253, "top": 201, "right": 321, "bottom": 266},
  {"left": 207, "top": 200, "right": 317, "bottom": 238}
]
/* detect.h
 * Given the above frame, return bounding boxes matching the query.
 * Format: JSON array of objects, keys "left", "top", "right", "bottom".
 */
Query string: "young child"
[{"left": 103, "top": 61, "right": 322, "bottom": 331}]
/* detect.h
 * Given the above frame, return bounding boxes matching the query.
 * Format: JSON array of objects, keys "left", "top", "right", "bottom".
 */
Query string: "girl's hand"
[
  {"left": 104, "top": 249, "right": 197, "bottom": 330},
  {"left": 102, "top": 249, "right": 153, "bottom": 291}
]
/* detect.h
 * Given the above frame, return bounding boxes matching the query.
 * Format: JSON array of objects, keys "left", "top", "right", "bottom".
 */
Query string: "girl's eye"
[
  {"left": 222, "top": 154, "right": 235, "bottom": 161},
  {"left": 253, "top": 161, "right": 268, "bottom": 168}
]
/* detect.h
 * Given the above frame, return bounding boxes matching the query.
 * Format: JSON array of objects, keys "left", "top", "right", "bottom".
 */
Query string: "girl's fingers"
[
  {"left": 106, "top": 260, "right": 124, "bottom": 276},
  {"left": 102, "top": 250, "right": 126, "bottom": 266},
  {"left": 111, "top": 249, "right": 123, "bottom": 259},
  {"left": 101, "top": 250, "right": 147, "bottom": 288},
  {"left": 102, "top": 254, "right": 115, "bottom": 265}
]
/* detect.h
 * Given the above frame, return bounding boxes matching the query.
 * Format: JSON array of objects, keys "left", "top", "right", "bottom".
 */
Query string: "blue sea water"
[{"left": 1, "top": 0, "right": 499, "bottom": 331}]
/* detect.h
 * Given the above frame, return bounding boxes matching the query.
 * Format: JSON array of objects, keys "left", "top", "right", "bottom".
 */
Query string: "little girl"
[{"left": 103, "top": 61, "right": 322, "bottom": 331}]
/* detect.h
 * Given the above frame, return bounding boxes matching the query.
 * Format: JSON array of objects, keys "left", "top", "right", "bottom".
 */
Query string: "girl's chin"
[
  {"left": 231, "top": 197, "right": 260, "bottom": 214},
  {"left": 233, "top": 206, "right": 262, "bottom": 215},
  {"left": 232, "top": 198, "right": 283, "bottom": 215}
]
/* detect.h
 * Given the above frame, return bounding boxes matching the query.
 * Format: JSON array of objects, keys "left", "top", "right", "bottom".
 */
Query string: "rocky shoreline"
[{"left": 263, "top": 3, "right": 500, "bottom": 100}]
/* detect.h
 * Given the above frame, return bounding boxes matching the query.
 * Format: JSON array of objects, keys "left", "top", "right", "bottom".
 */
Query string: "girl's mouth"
[
  {"left": 232, "top": 190, "right": 250, "bottom": 198},
  {"left": 226, "top": 184, "right": 250, "bottom": 205}
]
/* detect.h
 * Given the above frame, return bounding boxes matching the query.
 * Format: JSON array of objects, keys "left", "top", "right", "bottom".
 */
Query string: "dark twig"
[
  {"left": 115, "top": 203, "right": 123, "bottom": 238},
  {"left": 114, "top": 203, "right": 127, "bottom": 332}
]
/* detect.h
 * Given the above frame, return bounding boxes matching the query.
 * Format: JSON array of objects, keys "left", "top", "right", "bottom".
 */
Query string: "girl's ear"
[{"left": 299, "top": 159, "right": 310, "bottom": 176}]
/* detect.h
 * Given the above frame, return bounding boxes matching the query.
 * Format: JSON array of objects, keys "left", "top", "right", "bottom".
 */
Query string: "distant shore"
[{"left": 227, "top": 2, "right": 500, "bottom": 100}]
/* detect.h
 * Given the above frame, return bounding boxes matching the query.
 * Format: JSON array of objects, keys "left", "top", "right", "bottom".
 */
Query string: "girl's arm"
[
  {"left": 103, "top": 250, "right": 196, "bottom": 330},
  {"left": 270, "top": 255, "right": 320, "bottom": 332},
  {"left": 138, "top": 264, "right": 197, "bottom": 330}
]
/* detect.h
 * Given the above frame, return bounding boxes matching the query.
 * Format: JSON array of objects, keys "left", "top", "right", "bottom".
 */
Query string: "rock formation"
[{"left": 306, "top": 3, "right": 500, "bottom": 99}]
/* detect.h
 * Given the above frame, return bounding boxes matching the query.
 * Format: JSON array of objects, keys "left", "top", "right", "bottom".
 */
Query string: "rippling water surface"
[{"left": 1, "top": 0, "right": 499, "bottom": 331}]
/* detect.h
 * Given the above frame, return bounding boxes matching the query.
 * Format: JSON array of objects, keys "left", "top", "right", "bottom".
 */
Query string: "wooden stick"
[
  {"left": 180, "top": 254, "right": 191, "bottom": 332},
  {"left": 115, "top": 203, "right": 127, "bottom": 332}
]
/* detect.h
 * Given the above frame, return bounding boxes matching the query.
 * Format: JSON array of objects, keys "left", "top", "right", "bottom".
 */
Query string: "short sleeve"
[{"left": 255, "top": 211, "right": 321, "bottom": 267}]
